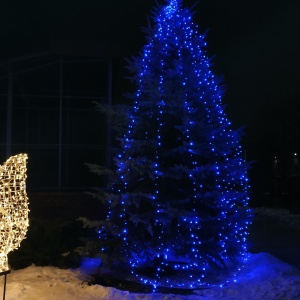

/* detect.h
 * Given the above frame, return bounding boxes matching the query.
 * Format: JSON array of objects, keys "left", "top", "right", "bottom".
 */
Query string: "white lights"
[{"left": 0, "top": 154, "right": 29, "bottom": 272}]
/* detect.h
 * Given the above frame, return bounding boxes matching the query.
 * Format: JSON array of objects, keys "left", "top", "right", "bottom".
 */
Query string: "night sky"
[
  {"left": 0, "top": 0, "right": 300, "bottom": 108},
  {"left": 1, "top": 0, "right": 299, "bottom": 119},
  {"left": 1, "top": 0, "right": 300, "bottom": 198}
]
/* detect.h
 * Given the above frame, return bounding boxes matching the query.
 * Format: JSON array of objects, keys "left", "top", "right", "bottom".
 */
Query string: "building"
[{"left": 0, "top": 40, "right": 119, "bottom": 194}]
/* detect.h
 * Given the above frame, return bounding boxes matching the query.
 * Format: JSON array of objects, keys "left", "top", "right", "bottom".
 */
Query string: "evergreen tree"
[{"left": 100, "top": 0, "right": 251, "bottom": 289}]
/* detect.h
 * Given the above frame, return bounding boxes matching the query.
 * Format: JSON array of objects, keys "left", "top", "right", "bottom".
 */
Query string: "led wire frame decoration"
[{"left": 0, "top": 154, "right": 29, "bottom": 272}]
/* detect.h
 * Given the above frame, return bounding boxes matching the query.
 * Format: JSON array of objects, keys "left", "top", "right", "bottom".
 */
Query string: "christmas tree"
[{"left": 100, "top": 0, "right": 251, "bottom": 289}]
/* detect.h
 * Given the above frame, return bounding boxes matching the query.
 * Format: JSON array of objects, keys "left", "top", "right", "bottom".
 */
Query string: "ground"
[{"left": 3, "top": 208, "right": 300, "bottom": 299}]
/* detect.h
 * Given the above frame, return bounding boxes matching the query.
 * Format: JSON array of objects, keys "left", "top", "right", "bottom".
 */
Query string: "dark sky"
[
  {"left": 1, "top": 0, "right": 299, "bottom": 58},
  {"left": 1, "top": 0, "right": 300, "bottom": 192},
  {"left": 1, "top": 0, "right": 299, "bottom": 102},
  {"left": 1, "top": 0, "right": 300, "bottom": 124}
]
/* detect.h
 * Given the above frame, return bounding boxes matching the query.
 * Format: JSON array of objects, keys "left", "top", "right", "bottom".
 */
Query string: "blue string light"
[{"left": 105, "top": 0, "right": 251, "bottom": 290}]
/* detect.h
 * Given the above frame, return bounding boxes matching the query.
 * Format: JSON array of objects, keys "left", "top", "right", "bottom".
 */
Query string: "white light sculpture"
[{"left": 0, "top": 154, "right": 29, "bottom": 272}]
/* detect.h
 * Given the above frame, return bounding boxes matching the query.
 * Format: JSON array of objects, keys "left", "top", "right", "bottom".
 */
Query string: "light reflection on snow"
[{"left": 4, "top": 253, "right": 300, "bottom": 300}]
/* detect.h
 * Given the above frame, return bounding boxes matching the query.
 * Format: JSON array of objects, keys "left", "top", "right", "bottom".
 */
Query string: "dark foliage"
[{"left": 8, "top": 218, "right": 87, "bottom": 269}]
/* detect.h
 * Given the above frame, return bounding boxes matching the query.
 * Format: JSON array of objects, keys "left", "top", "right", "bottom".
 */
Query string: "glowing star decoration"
[{"left": 0, "top": 154, "right": 29, "bottom": 272}]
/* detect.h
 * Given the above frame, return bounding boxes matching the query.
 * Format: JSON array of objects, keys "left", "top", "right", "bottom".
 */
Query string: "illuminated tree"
[{"left": 101, "top": 0, "right": 251, "bottom": 289}]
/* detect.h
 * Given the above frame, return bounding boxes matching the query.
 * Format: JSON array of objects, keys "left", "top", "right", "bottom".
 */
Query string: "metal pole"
[
  {"left": 58, "top": 58, "right": 63, "bottom": 191},
  {"left": 0, "top": 270, "right": 11, "bottom": 300},
  {"left": 3, "top": 274, "right": 7, "bottom": 300},
  {"left": 6, "top": 65, "right": 13, "bottom": 158},
  {"left": 105, "top": 59, "right": 113, "bottom": 169}
]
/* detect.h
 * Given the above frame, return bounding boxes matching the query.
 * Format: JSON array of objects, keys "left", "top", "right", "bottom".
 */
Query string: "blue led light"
[{"left": 103, "top": 0, "right": 251, "bottom": 290}]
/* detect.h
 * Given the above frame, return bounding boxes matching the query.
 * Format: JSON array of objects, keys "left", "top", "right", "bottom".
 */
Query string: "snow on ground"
[
  {"left": 4, "top": 252, "right": 300, "bottom": 300},
  {"left": 3, "top": 207, "right": 300, "bottom": 299}
]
